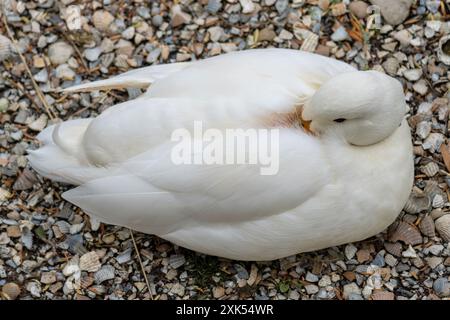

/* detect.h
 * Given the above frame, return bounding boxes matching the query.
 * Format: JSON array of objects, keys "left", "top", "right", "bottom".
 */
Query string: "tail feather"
[
  {"left": 28, "top": 119, "right": 107, "bottom": 185},
  {"left": 63, "top": 62, "right": 191, "bottom": 92}
]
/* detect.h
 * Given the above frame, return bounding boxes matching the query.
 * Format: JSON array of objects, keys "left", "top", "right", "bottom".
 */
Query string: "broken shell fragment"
[
  {"left": 403, "top": 192, "right": 430, "bottom": 214},
  {"left": 389, "top": 221, "right": 422, "bottom": 245},
  {"left": 419, "top": 215, "right": 436, "bottom": 237},
  {"left": 421, "top": 162, "right": 439, "bottom": 177},
  {"left": 79, "top": 251, "right": 101, "bottom": 272},
  {"left": 0, "top": 34, "right": 14, "bottom": 61},
  {"left": 94, "top": 265, "right": 115, "bottom": 284},
  {"left": 384, "top": 242, "right": 403, "bottom": 257}
]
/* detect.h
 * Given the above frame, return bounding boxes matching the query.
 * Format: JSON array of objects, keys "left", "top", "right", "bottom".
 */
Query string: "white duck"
[{"left": 28, "top": 49, "right": 414, "bottom": 261}]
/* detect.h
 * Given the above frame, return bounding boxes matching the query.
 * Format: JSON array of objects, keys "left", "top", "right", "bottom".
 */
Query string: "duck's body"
[{"left": 28, "top": 49, "right": 414, "bottom": 260}]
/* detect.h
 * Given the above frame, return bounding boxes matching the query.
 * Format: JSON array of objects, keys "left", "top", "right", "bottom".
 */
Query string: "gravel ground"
[{"left": 1, "top": 0, "right": 450, "bottom": 300}]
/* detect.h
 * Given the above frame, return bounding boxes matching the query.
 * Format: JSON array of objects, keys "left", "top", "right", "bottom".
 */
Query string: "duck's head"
[{"left": 301, "top": 70, "right": 407, "bottom": 146}]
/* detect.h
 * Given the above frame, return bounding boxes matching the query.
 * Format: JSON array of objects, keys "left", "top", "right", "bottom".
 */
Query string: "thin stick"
[
  {"left": 129, "top": 229, "right": 154, "bottom": 300},
  {"left": 1, "top": 12, "right": 56, "bottom": 119}
]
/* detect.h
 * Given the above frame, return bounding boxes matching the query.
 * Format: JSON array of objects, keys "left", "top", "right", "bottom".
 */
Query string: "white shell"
[
  {"left": 79, "top": 251, "right": 101, "bottom": 272},
  {"left": 435, "top": 214, "right": 450, "bottom": 242},
  {"left": 438, "top": 35, "right": 450, "bottom": 66}
]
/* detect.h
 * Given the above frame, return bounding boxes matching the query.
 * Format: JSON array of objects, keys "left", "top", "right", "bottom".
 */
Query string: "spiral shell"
[
  {"left": 79, "top": 251, "right": 101, "bottom": 272},
  {"left": 435, "top": 214, "right": 450, "bottom": 242},
  {"left": 389, "top": 221, "right": 422, "bottom": 245},
  {"left": 0, "top": 34, "right": 14, "bottom": 61},
  {"left": 419, "top": 215, "right": 436, "bottom": 237},
  {"left": 371, "top": 290, "right": 394, "bottom": 300},
  {"left": 438, "top": 35, "right": 450, "bottom": 66},
  {"left": 384, "top": 242, "right": 403, "bottom": 257},
  {"left": 94, "top": 265, "right": 115, "bottom": 284},
  {"left": 403, "top": 192, "right": 430, "bottom": 214}
]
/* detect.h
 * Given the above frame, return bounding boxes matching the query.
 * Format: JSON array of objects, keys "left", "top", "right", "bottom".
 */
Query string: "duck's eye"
[{"left": 333, "top": 118, "right": 347, "bottom": 123}]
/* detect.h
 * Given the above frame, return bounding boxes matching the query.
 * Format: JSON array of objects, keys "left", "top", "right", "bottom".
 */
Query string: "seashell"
[
  {"left": 100, "top": 52, "right": 115, "bottom": 69},
  {"left": 63, "top": 5, "right": 82, "bottom": 31},
  {"left": 0, "top": 187, "right": 11, "bottom": 202},
  {"left": 92, "top": 10, "right": 115, "bottom": 32},
  {"left": 419, "top": 215, "right": 436, "bottom": 237},
  {"left": 384, "top": 242, "right": 403, "bottom": 257},
  {"left": 69, "top": 222, "right": 85, "bottom": 234},
  {"left": 421, "top": 162, "right": 439, "bottom": 177},
  {"left": 371, "top": 290, "right": 394, "bottom": 300},
  {"left": 408, "top": 113, "right": 431, "bottom": 128},
  {"left": 94, "top": 265, "right": 115, "bottom": 284},
  {"left": 403, "top": 192, "right": 430, "bottom": 214},
  {"left": 89, "top": 215, "right": 101, "bottom": 232},
  {"left": 79, "top": 251, "right": 101, "bottom": 272},
  {"left": 114, "top": 54, "right": 129, "bottom": 70},
  {"left": 57, "top": 203, "right": 74, "bottom": 220},
  {"left": 80, "top": 275, "right": 95, "bottom": 289},
  {"left": 293, "top": 25, "right": 319, "bottom": 53},
  {"left": 424, "top": 180, "right": 441, "bottom": 197},
  {"left": 115, "top": 248, "right": 132, "bottom": 264},
  {"left": 413, "top": 145, "right": 425, "bottom": 157},
  {"left": 169, "top": 254, "right": 186, "bottom": 269},
  {"left": 430, "top": 208, "right": 447, "bottom": 220},
  {"left": 54, "top": 220, "right": 71, "bottom": 234},
  {"left": 63, "top": 256, "right": 80, "bottom": 277},
  {"left": 13, "top": 168, "right": 38, "bottom": 191},
  {"left": 2, "top": 282, "right": 21, "bottom": 300},
  {"left": 422, "top": 133, "right": 444, "bottom": 153},
  {"left": 206, "top": 0, "right": 222, "bottom": 13},
  {"left": 432, "top": 194, "right": 445, "bottom": 208},
  {"left": 239, "top": 0, "right": 256, "bottom": 14},
  {"left": 402, "top": 214, "right": 417, "bottom": 224},
  {"left": 389, "top": 221, "right": 422, "bottom": 245},
  {"left": 435, "top": 214, "right": 450, "bottom": 242},
  {"left": 438, "top": 35, "right": 450, "bottom": 66},
  {"left": 0, "top": 34, "right": 14, "bottom": 61},
  {"left": 415, "top": 121, "right": 431, "bottom": 140},
  {"left": 65, "top": 234, "right": 87, "bottom": 255},
  {"left": 20, "top": 226, "right": 33, "bottom": 250}
]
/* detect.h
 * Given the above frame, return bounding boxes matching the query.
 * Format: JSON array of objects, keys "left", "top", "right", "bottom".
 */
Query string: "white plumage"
[{"left": 28, "top": 49, "right": 414, "bottom": 261}]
